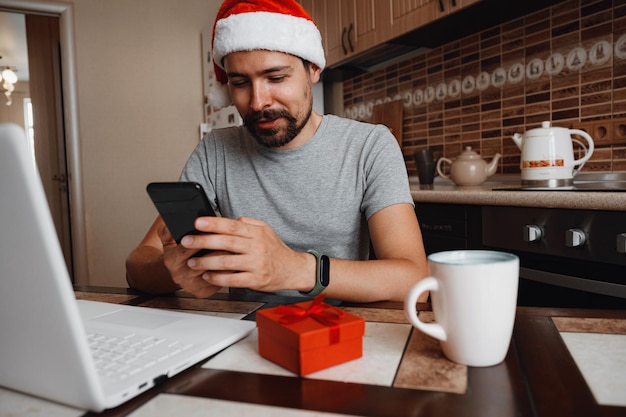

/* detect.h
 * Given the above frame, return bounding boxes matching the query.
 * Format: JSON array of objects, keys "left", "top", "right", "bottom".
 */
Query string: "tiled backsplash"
[{"left": 342, "top": 0, "right": 626, "bottom": 176}]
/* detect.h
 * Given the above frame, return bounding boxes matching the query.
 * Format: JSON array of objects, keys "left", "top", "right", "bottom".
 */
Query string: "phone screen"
[{"left": 146, "top": 182, "right": 216, "bottom": 244}]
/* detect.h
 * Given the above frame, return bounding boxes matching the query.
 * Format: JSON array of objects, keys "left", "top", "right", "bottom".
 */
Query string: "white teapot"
[
  {"left": 511, "top": 121, "right": 594, "bottom": 186},
  {"left": 436, "top": 146, "right": 501, "bottom": 186}
]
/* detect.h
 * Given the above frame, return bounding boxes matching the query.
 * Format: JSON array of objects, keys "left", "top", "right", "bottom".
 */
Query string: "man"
[{"left": 126, "top": 0, "right": 428, "bottom": 302}]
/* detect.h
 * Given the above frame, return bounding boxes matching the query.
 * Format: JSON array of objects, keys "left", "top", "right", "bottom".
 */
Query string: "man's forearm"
[
  {"left": 125, "top": 246, "right": 180, "bottom": 294},
  {"left": 323, "top": 257, "right": 427, "bottom": 303}
]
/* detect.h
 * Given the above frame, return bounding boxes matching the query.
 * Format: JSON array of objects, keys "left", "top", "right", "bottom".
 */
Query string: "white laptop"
[{"left": 0, "top": 123, "right": 256, "bottom": 411}]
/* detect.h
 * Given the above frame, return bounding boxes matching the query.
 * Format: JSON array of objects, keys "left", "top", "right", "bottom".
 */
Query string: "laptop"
[{"left": 0, "top": 123, "right": 256, "bottom": 411}]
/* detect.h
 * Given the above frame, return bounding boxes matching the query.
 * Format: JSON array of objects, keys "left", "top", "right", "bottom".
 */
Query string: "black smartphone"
[{"left": 146, "top": 182, "right": 216, "bottom": 248}]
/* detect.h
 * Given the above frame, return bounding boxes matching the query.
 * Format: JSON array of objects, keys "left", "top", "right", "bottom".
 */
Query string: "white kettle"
[{"left": 511, "top": 121, "right": 594, "bottom": 186}]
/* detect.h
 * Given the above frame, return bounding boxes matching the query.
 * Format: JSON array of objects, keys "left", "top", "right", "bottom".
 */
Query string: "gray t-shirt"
[{"left": 180, "top": 114, "right": 413, "bottom": 295}]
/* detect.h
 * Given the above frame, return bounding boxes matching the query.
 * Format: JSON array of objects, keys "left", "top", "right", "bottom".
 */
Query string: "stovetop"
[{"left": 495, "top": 172, "right": 626, "bottom": 192}]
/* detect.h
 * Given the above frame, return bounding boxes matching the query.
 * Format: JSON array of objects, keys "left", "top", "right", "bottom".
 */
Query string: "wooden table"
[{"left": 9, "top": 286, "right": 626, "bottom": 417}]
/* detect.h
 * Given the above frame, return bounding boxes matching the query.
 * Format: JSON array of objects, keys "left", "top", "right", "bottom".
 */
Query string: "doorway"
[
  {"left": 0, "top": 1, "right": 87, "bottom": 284},
  {"left": 28, "top": 13, "right": 74, "bottom": 277},
  {"left": 0, "top": 11, "right": 72, "bottom": 277}
]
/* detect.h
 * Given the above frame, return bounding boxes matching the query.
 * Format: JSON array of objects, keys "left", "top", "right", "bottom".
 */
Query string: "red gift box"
[{"left": 256, "top": 295, "right": 365, "bottom": 376}]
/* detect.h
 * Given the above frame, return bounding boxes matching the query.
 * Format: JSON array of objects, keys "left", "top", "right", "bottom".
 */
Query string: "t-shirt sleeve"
[{"left": 361, "top": 124, "right": 414, "bottom": 220}]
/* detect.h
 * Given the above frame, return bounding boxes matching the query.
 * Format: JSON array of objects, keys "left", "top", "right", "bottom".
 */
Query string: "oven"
[
  {"left": 482, "top": 204, "right": 626, "bottom": 309},
  {"left": 415, "top": 173, "right": 626, "bottom": 309}
]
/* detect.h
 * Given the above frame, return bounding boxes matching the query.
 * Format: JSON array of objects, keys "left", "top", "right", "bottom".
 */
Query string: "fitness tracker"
[{"left": 299, "top": 249, "right": 330, "bottom": 297}]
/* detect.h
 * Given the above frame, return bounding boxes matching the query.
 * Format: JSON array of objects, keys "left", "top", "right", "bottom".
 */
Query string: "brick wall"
[{"left": 342, "top": 0, "right": 626, "bottom": 176}]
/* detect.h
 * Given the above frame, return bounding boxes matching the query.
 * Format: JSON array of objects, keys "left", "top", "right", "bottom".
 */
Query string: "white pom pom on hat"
[{"left": 209, "top": 0, "right": 326, "bottom": 109}]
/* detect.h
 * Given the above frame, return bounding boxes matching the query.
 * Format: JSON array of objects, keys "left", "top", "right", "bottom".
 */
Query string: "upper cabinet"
[
  {"left": 301, "top": 0, "right": 481, "bottom": 67},
  {"left": 300, "top": 0, "right": 385, "bottom": 67},
  {"left": 388, "top": 0, "right": 479, "bottom": 37}
]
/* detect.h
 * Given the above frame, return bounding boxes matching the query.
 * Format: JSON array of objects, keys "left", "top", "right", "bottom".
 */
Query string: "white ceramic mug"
[{"left": 405, "top": 250, "right": 519, "bottom": 367}]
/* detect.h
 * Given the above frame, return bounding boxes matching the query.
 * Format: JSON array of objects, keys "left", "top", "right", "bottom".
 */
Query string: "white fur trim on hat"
[
  {"left": 213, "top": 11, "right": 326, "bottom": 71},
  {"left": 207, "top": 80, "right": 232, "bottom": 109}
]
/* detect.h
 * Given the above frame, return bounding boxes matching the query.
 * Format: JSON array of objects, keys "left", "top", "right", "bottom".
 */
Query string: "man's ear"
[{"left": 309, "top": 63, "right": 322, "bottom": 83}]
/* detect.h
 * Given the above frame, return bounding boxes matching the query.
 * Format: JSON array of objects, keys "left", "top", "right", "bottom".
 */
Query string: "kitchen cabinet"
[
  {"left": 325, "top": 0, "right": 379, "bottom": 65},
  {"left": 301, "top": 0, "right": 385, "bottom": 66},
  {"left": 389, "top": 0, "right": 480, "bottom": 38},
  {"left": 302, "top": 0, "right": 482, "bottom": 67}
]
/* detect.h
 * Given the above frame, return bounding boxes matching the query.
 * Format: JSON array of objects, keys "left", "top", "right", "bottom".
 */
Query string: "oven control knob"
[
  {"left": 566, "top": 228, "right": 587, "bottom": 247},
  {"left": 524, "top": 225, "right": 542, "bottom": 242},
  {"left": 617, "top": 233, "right": 626, "bottom": 254}
]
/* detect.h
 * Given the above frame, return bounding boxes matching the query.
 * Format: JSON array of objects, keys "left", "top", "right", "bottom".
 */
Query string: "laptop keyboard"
[{"left": 87, "top": 331, "right": 193, "bottom": 381}]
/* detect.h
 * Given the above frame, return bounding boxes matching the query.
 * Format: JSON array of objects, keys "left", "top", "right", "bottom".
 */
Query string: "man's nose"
[{"left": 250, "top": 82, "right": 272, "bottom": 111}]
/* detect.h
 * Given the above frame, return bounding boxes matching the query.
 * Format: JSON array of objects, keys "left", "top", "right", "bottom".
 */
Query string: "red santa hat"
[{"left": 209, "top": 0, "right": 326, "bottom": 108}]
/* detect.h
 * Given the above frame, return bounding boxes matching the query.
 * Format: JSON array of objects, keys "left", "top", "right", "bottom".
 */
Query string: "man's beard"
[{"left": 243, "top": 106, "right": 312, "bottom": 149}]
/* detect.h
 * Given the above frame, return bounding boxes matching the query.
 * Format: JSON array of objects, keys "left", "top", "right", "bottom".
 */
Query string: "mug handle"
[{"left": 405, "top": 277, "right": 447, "bottom": 341}]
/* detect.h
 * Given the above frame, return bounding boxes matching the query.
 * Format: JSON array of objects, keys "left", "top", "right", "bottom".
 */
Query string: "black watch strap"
[{"left": 299, "top": 249, "right": 330, "bottom": 296}]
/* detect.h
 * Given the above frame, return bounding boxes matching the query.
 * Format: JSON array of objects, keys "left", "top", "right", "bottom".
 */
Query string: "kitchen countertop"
[{"left": 410, "top": 174, "right": 626, "bottom": 211}]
